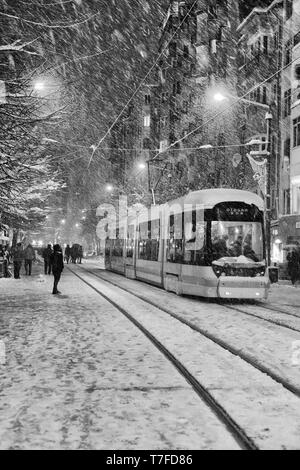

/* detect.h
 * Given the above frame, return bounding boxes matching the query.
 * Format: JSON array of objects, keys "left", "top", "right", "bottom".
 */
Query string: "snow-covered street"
[
  {"left": 1, "top": 260, "right": 300, "bottom": 449},
  {"left": 0, "top": 262, "right": 239, "bottom": 450}
]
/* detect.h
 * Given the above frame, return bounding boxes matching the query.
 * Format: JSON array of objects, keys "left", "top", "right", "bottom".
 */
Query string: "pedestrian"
[
  {"left": 0, "top": 245, "right": 9, "bottom": 277},
  {"left": 11, "top": 243, "right": 24, "bottom": 279},
  {"left": 42, "top": 244, "right": 53, "bottom": 275},
  {"left": 23, "top": 243, "right": 36, "bottom": 276},
  {"left": 287, "top": 246, "right": 300, "bottom": 286},
  {"left": 50, "top": 244, "right": 64, "bottom": 294},
  {"left": 64, "top": 244, "right": 71, "bottom": 264},
  {"left": 78, "top": 245, "right": 83, "bottom": 264}
]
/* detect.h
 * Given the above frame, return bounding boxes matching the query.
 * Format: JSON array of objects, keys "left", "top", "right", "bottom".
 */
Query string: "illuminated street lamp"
[
  {"left": 61, "top": 219, "right": 66, "bottom": 225},
  {"left": 106, "top": 184, "right": 113, "bottom": 192},
  {"left": 34, "top": 81, "right": 46, "bottom": 92}
]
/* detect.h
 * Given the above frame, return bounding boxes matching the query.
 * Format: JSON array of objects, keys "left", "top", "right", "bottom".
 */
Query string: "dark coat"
[
  {"left": 24, "top": 245, "right": 36, "bottom": 261},
  {"left": 50, "top": 250, "right": 64, "bottom": 274},
  {"left": 287, "top": 250, "right": 300, "bottom": 276},
  {"left": 42, "top": 247, "right": 53, "bottom": 261},
  {"left": 12, "top": 246, "right": 24, "bottom": 262}
]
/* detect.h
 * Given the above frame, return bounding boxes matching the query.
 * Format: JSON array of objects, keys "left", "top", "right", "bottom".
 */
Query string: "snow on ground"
[
  {"left": 76, "top": 266, "right": 300, "bottom": 450},
  {"left": 0, "top": 263, "right": 239, "bottom": 450},
  {"left": 87, "top": 262, "right": 300, "bottom": 392}
]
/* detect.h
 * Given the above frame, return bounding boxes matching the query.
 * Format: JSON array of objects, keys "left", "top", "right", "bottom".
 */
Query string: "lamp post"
[{"left": 265, "top": 109, "right": 273, "bottom": 267}]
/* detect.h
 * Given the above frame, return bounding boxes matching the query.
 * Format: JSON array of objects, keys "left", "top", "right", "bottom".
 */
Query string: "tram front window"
[{"left": 211, "top": 221, "right": 264, "bottom": 262}]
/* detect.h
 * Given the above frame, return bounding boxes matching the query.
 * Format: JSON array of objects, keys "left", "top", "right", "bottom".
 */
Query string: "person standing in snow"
[
  {"left": 11, "top": 243, "right": 24, "bottom": 279},
  {"left": 50, "top": 244, "right": 64, "bottom": 294},
  {"left": 287, "top": 246, "right": 300, "bottom": 286},
  {"left": 23, "top": 243, "right": 36, "bottom": 276},
  {"left": 42, "top": 244, "right": 53, "bottom": 275}
]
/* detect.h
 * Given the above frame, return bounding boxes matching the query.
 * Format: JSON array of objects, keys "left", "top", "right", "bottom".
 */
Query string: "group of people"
[
  {"left": 1, "top": 241, "right": 86, "bottom": 294},
  {"left": 64, "top": 244, "right": 83, "bottom": 264},
  {"left": 0, "top": 244, "right": 10, "bottom": 277},
  {"left": 212, "top": 234, "right": 259, "bottom": 262},
  {"left": 0, "top": 242, "right": 37, "bottom": 279}
]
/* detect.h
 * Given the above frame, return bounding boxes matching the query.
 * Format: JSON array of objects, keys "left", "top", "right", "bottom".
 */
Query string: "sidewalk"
[{"left": 0, "top": 262, "right": 237, "bottom": 450}]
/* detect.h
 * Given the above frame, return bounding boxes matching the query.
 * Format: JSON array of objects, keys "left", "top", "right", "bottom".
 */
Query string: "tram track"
[
  {"left": 222, "top": 303, "right": 300, "bottom": 334},
  {"left": 69, "top": 265, "right": 300, "bottom": 402},
  {"left": 68, "top": 266, "right": 257, "bottom": 450},
  {"left": 256, "top": 302, "right": 300, "bottom": 320}
]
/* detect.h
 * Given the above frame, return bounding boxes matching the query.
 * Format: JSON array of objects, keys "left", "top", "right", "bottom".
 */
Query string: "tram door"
[
  {"left": 163, "top": 212, "right": 183, "bottom": 294},
  {"left": 125, "top": 224, "right": 136, "bottom": 279}
]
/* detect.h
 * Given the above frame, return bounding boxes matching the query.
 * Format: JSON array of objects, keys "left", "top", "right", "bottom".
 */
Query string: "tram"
[{"left": 104, "top": 189, "right": 270, "bottom": 299}]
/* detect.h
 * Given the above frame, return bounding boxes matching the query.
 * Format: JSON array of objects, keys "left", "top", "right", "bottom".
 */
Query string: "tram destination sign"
[{"left": 209, "top": 202, "right": 263, "bottom": 222}]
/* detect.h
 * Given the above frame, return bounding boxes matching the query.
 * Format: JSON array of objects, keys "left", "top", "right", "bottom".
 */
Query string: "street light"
[
  {"left": 265, "top": 110, "right": 273, "bottom": 267},
  {"left": 105, "top": 184, "right": 113, "bottom": 192},
  {"left": 138, "top": 162, "right": 146, "bottom": 170}
]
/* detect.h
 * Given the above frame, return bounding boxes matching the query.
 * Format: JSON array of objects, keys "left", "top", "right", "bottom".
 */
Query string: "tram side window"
[
  {"left": 112, "top": 231, "right": 124, "bottom": 257},
  {"left": 105, "top": 239, "right": 111, "bottom": 257},
  {"left": 126, "top": 224, "right": 135, "bottom": 258},
  {"left": 184, "top": 211, "right": 206, "bottom": 265},
  {"left": 167, "top": 213, "right": 184, "bottom": 263},
  {"left": 138, "top": 220, "right": 160, "bottom": 261}
]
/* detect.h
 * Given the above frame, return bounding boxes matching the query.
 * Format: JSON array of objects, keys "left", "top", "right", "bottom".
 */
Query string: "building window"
[
  {"left": 169, "top": 42, "right": 177, "bottom": 57},
  {"left": 144, "top": 115, "right": 150, "bottom": 127},
  {"left": 161, "top": 92, "right": 168, "bottom": 103},
  {"left": 263, "top": 36, "right": 269, "bottom": 54},
  {"left": 295, "top": 63, "right": 300, "bottom": 80},
  {"left": 286, "top": 0, "right": 293, "bottom": 20},
  {"left": 294, "top": 31, "right": 300, "bottom": 47},
  {"left": 284, "top": 39, "right": 292, "bottom": 66},
  {"left": 210, "top": 39, "right": 217, "bottom": 54},
  {"left": 284, "top": 137, "right": 291, "bottom": 157},
  {"left": 145, "top": 94, "right": 151, "bottom": 105},
  {"left": 143, "top": 138, "right": 151, "bottom": 149},
  {"left": 257, "top": 37, "right": 261, "bottom": 53},
  {"left": 283, "top": 189, "right": 291, "bottom": 214},
  {"left": 262, "top": 86, "right": 267, "bottom": 104},
  {"left": 283, "top": 89, "right": 291, "bottom": 117},
  {"left": 293, "top": 116, "right": 300, "bottom": 146},
  {"left": 183, "top": 45, "right": 189, "bottom": 58},
  {"left": 256, "top": 86, "right": 261, "bottom": 103}
]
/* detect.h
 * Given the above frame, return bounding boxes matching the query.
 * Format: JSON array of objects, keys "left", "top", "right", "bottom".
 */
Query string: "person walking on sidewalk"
[
  {"left": 287, "top": 246, "right": 300, "bottom": 286},
  {"left": 23, "top": 243, "right": 36, "bottom": 276},
  {"left": 64, "top": 244, "right": 71, "bottom": 264},
  {"left": 42, "top": 244, "right": 53, "bottom": 275},
  {"left": 12, "top": 243, "right": 24, "bottom": 279},
  {"left": 50, "top": 244, "right": 64, "bottom": 294}
]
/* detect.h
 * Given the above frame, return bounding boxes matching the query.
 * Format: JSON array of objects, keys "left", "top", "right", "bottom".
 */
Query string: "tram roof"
[
  {"left": 164, "top": 189, "right": 264, "bottom": 210},
  {"left": 121, "top": 189, "right": 264, "bottom": 226}
]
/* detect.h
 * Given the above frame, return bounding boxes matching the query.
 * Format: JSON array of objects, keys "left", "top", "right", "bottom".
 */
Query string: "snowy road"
[
  {"left": 0, "top": 263, "right": 239, "bottom": 450},
  {"left": 1, "top": 261, "right": 300, "bottom": 449},
  {"left": 86, "top": 264, "right": 300, "bottom": 393},
  {"left": 70, "top": 261, "right": 300, "bottom": 449}
]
